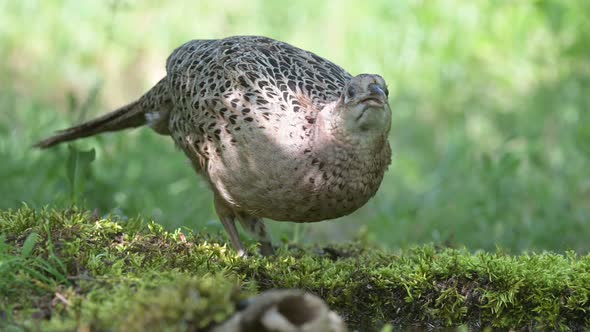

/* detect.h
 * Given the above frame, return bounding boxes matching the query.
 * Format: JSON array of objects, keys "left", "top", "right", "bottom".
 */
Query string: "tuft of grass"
[
  {"left": 1, "top": 206, "right": 590, "bottom": 331},
  {"left": 65, "top": 145, "right": 96, "bottom": 206}
]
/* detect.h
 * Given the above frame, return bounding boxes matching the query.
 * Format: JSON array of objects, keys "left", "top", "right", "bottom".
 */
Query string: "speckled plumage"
[{"left": 35, "top": 36, "right": 392, "bottom": 255}]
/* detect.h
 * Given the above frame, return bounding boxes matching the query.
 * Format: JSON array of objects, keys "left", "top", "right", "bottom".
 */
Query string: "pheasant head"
[{"left": 318, "top": 74, "right": 391, "bottom": 148}]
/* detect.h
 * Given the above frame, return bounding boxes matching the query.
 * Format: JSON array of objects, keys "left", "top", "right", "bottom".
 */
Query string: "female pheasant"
[{"left": 35, "top": 36, "right": 392, "bottom": 255}]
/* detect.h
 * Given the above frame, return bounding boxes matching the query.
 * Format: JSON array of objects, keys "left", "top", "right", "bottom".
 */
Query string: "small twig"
[{"left": 52, "top": 292, "right": 71, "bottom": 307}]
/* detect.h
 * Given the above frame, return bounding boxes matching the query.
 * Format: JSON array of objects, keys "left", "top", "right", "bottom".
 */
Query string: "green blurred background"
[{"left": 1, "top": 0, "right": 589, "bottom": 253}]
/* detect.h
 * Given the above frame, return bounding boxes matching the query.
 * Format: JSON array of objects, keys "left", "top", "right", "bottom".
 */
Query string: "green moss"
[
  {"left": 1, "top": 206, "right": 589, "bottom": 331},
  {"left": 39, "top": 272, "right": 247, "bottom": 332}
]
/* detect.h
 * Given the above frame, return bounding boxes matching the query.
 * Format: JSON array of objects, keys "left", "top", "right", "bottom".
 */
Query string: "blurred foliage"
[{"left": 0, "top": 0, "right": 589, "bottom": 252}]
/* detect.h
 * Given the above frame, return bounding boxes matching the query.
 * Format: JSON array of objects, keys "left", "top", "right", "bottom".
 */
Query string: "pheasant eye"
[{"left": 347, "top": 86, "right": 355, "bottom": 99}]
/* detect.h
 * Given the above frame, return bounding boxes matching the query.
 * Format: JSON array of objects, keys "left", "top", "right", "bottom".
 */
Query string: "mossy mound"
[{"left": 1, "top": 207, "right": 589, "bottom": 331}]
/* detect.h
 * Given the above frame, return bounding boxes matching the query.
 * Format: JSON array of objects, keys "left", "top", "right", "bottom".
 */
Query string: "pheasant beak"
[
  {"left": 369, "top": 84, "right": 385, "bottom": 98},
  {"left": 359, "top": 84, "right": 387, "bottom": 106}
]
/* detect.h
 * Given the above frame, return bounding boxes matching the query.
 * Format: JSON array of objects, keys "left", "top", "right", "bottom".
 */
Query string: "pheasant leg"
[
  {"left": 214, "top": 195, "right": 245, "bottom": 256},
  {"left": 236, "top": 212, "right": 275, "bottom": 256}
]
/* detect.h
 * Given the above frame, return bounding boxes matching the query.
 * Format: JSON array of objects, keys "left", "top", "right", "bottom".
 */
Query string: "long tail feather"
[
  {"left": 34, "top": 77, "right": 171, "bottom": 149},
  {"left": 33, "top": 101, "right": 145, "bottom": 149}
]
